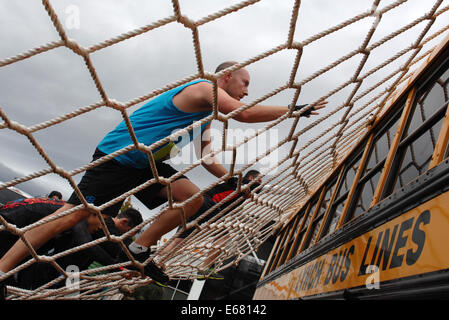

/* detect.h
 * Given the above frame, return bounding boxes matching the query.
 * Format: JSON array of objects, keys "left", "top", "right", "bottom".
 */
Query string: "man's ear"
[
  {"left": 120, "top": 218, "right": 130, "bottom": 227},
  {"left": 224, "top": 72, "right": 232, "bottom": 82}
]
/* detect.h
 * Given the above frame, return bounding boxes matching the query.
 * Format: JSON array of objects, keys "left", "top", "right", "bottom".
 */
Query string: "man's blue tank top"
[{"left": 97, "top": 80, "right": 212, "bottom": 168}]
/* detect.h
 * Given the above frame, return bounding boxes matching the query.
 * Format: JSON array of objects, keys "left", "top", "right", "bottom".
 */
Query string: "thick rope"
[{"left": 0, "top": 0, "right": 448, "bottom": 299}]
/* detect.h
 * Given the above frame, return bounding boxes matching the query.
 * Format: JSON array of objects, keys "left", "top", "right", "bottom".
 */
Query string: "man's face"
[
  {"left": 225, "top": 69, "right": 250, "bottom": 101},
  {"left": 249, "top": 175, "right": 262, "bottom": 184},
  {"left": 116, "top": 218, "right": 133, "bottom": 235}
]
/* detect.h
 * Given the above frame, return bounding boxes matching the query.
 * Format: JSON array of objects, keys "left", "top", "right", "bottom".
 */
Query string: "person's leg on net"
[
  {"left": 130, "top": 177, "right": 204, "bottom": 254},
  {"left": 0, "top": 229, "right": 21, "bottom": 261},
  {"left": 0, "top": 148, "right": 129, "bottom": 297},
  {"left": 0, "top": 203, "right": 91, "bottom": 300},
  {"left": 158, "top": 195, "right": 217, "bottom": 257},
  {"left": 0, "top": 203, "right": 90, "bottom": 277},
  {"left": 117, "top": 177, "right": 203, "bottom": 284},
  {"left": 202, "top": 233, "right": 230, "bottom": 270}
]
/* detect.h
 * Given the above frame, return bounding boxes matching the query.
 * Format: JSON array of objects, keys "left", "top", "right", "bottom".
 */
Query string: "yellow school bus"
[{"left": 254, "top": 35, "right": 449, "bottom": 300}]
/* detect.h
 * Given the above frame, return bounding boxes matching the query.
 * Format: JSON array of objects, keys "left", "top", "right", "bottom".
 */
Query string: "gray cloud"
[{"left": 1, "top": 0, "right": 448, "bottom": 221}]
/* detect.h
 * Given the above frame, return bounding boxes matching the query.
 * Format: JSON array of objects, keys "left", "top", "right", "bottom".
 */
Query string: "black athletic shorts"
[
  {"left": 67, "top": 148, "right": 187, "bottom": 217},
  {"left": 177, "top": 195, "right": 220, "bottom": 239}
]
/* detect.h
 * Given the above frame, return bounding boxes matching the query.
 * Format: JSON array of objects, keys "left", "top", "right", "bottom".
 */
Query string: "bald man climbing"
[{"left": 0, "top": 61, "right": 326, "bottom": 297}]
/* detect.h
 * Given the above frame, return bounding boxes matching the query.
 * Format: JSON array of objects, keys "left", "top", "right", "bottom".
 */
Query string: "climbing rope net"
[{"left": 1, "top": 0, "right": 449, "bottom": 300}]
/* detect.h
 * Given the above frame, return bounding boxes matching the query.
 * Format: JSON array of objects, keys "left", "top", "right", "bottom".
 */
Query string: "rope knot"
[
  {"left": 359, "top": 47, "right": 370, "bottom": 56},
  {"left": 65, "top": 39, "right": 87, "bottom": 56},
  {"left": 178, "top": 15, "right": 196, "bottom": 29},
  {"left": 54, "top": 166, "right": 68, "bottom": 178},
  {"left": 289, "top": 41, "right": 303, "bottom": 50},
  {"left": 106, "top": 99, "right": 125, "bottom": 111},
  {"left": 8, "top": 120, "right": 28, "bottom": 134}
]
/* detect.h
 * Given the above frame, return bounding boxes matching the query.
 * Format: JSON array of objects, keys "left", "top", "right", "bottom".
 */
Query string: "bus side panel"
[{"left": 254, "top": 190, "right": 449, "bottom": 300}]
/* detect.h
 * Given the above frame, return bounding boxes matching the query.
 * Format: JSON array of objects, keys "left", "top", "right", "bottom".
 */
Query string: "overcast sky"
[{"left": 1, "top": 0, "right": 448, "bottom": 220}]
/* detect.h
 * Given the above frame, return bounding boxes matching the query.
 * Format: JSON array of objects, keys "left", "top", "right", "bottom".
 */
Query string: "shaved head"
[
  {"left": 215, "top": 61, "right": 238, "bottom": 73},
  {"left": 216, "top": 61, "right": 250, "bottom": 100}
]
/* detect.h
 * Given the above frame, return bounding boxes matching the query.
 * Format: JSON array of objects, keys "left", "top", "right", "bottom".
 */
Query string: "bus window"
[
  {"left": 338, "top": 157, "right": 361, "bottom": 197},
  {"left": 319, "top": 150, "right": 364, "bottom": 238},
  {"left": 406, "top": 67, "right": 449, "bottom": 137},
  {"left": 284, "top": 207, "right": 308, "bottom": 262},
  {"left": 305, "top": 177, "right": 338, "bottom": 248},
  {"left": 386, "top": 64, "right": 449, "bottom": 196},
  {"left": 291, "top": 196, "right": 319, "bottom": 255},
  {"left": 350, "top": 112, "right": 401, "bottom": 219},
  {"left": 277, "top": 215, "right": 301, "bottom": 266}
]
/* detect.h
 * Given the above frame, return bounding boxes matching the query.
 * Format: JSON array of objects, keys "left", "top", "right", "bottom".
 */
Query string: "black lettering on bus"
[
  {"left": 308, "top": 261, "right": 316, "bottom": 289},
  {"left": 308, "top": 263, "right": 315, "bottom": 289},
  {"left": 304, "top": 264, "right": 314, "bottom": 290},
  {"left": 406, "top": 210, "right": 430, "bottom": 266},
  {"left": 390, "top": 218, "right": 413, "bottom": 269},
  {"left": 314, "top": 260, "right": 325, "bottom": 288},
  {"left": 307, "top": 264, "right": 315, "bottom": 290},
  {"left": 340, "top": 244, "right": 354, "bottom": 282},
  {"left": 302, "top": 265, "right": 310, "bottom": 291},
  {"left": 300, "top": 266, "right": 307, "bottom": 291},
  {"left": 300, "top": 266, "right": 308, "bottom": 291},
  {"left": 358, "top": 236, "right": 373, "bottom": 276},
  {"left": 300, "top": 269, "right": 306, "bottom": 290},
  {"left": 370, "top": 231, "right": 383, "bottom": 267},
  {"left": 332, "top": 249, "right": 346, "bottom": 284},
  {"left": 296, "top": 270, "right": 303, "bottom": 292},
  {"left": 324, "top": 253, "right": 338, "bottom": 285},
  {"left": 295, "top": 270, "right": 303, "bottom": 292},
  {"left": 376, "top": 224, "right": 398, "bottom": 271}
]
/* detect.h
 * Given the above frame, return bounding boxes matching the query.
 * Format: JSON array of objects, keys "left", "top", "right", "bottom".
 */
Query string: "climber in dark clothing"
[
  {"left": 14, "top": 207, "right": 143, "bottom": 290},
  {"left": 178, "top": 170, "right": 262, "bottom": 239},
  {"left": 15, "top": 216, "right": 106, "bottom": 290},
  {"left": 0, "top": 198, "right": 65, "bottom": 258},
  {"left": 205, "top": 170, "right": 262, "bottom": 210},
  {"left": 0, "top": 198, "right": 143, "bottom": 290},
  {"left": 156, "top": 170, "right": 262, "bottom": 258}
]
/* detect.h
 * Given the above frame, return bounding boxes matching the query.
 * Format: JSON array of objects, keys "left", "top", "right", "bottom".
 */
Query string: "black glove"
[{"left": 293, "top": 104, "right": 314, "bottom": 117}]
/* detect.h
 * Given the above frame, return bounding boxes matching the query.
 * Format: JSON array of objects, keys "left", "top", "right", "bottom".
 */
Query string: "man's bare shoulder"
[
  {"left": 185, "top": 80, "right": 219, "bottom": 102},
  {"left": 174, "top": 81, "right": 214, "bottom": 112},
  {"left": 192, "top": 80, "right": 213, "bottom": 92},
  {"left": 190, "top": 80, "right": 230, "bottom": 99},
  {"left": 180, "top": 80, "right": 212, "bottom": 96}
]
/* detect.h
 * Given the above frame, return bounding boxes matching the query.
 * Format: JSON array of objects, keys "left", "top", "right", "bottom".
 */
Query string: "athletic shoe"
[
  {"left": 197, "top": 266, "right": 224, "bottom": 280},
  {"left": 153, "top": 281, "right": 168, "bottom": 288},
  {"left": 0, "top": 281, "right": 6, "bottom": 300},
  {"left": 118, "top": 249, "right": 169, "bottom": 284},
  {"left": 142, "top": 260, "right": 169, "bottom": 284},
  {"left": 0, "top": 275, "right": 13, "bottom": 301},
  {"left": 196, "top": 273, "right": 224, "bottom": 281}
]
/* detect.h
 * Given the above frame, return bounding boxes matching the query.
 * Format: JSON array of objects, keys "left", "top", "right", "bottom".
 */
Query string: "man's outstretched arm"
[{"left": 199, "top": 82, "right": 327, "bottom": 123}]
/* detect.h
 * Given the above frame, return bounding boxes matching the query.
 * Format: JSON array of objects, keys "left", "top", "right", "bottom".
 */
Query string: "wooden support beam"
[
  {"left": 370, "top": 88, "right": 417, "bottom": 206},
  {"left": 314, "top": 165, "right": 346, "bottom": 244},
  {"left": 336, "top": 133, "right": 374, "bottom": 229},
  {"left": 429, "top": 101, "right": 449, "bottom": 169}
]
